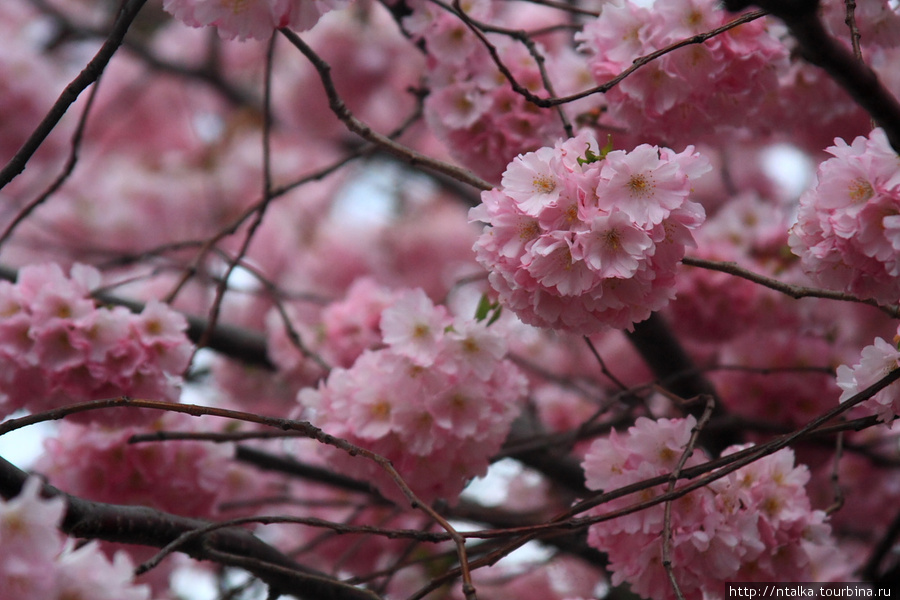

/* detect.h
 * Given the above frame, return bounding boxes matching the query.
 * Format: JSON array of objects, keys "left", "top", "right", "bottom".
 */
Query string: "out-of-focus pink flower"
[
  {"left": 163, "top": 0, "right": 352, "bottom": 40},
  {"left": 0, "top": 477, "right": 152, "bottom": 599},
  {"left": 0, "top": 264, "right": 193, "bottom": 425},
  {"left": 576, "top": 0, "right": 788, "bottom": 145}
]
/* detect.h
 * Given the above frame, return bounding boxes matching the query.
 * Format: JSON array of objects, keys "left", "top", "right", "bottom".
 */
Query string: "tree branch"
[
  {"left": 0, "top": 455, "right": 381, "bottom": 600},
  {"left": 0, "top": 0, "right": 148, "bottom": 192},
  {"left": 723, "top": 0, "right": 900, "bottom": 153}
]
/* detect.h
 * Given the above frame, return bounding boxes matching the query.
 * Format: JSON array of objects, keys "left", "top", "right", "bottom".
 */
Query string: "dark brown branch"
[
  {"left": 30, "top": 0, "right": 259, "bottom": 109},
  {"left": 724, "top": 0, "right": 900, "bottom": 153},
  {"left": 625, "top": 313, "right": 731, "bottom": 453},
  {"left": 0, "top": 455, "right": 381, "bottom": 600},
  {"left": 0, "top": 64, "right": 103, "bottom": 248},
  {"left": 279, "top": 28, "right": 494, "bottom": 192},
  {"left": 0, "top": 397, "right": 478, "bottom": 599},
  {"left": 409, "top": 364, "right": 900, "bottom": 596},
  {"left": 682, "top": 256, "right": 900, "bottom": 318},
  {"left": 234, "top": 445, "right": 384, "bottom": 499},
  {"left": 0, "top": 0, "right": 148, "bottom": 192}
]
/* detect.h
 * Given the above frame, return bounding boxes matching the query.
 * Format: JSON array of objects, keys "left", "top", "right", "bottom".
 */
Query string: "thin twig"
[
  {"left": 516, "top": 0, "right": 600, "bottom": 18},
  {"left": 459, "top": 8, "right": 768, "bottom": 109},
  {"left": 0, "top": 455, "right": 380, "bottom": 600},
  {"left": 137, "top": 514, "right": 447, "bottom": 574},
  {"left": 279, "top": 28, "right": 493, "bottom": 192},
  {"left": 583, "top": 336, "right": 629, "bottom": 391},
  {"left": 0, "top": 66, "right": 103, "bottom": 248},
  {"left": 662, "top": 395, "right": 715, "bottom": 600},
  {"left": 0, "top": 0, "right": 148, "bottom": 192},
  {"left": 191, "top": 35, "right": 279, "bottom": 365},
  {"left": 406, "top": 366, "right": 900, "bottom": 596},
  {"left": 682, "top": 256, "right": 900, "bottom": 318},
  {"left": 0, "top": 396, "right": 472, "bottom": 598},
  {"left": 446, "top": 0, "right": 573, "bottom": 137},
  {"left": 844, "top": 0, "right": 863, "bottom": 61}
]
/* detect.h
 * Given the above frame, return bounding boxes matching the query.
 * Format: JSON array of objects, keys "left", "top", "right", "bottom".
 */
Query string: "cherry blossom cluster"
[
  {"left": 36, "top": 412, "right": 248, "bottom": 519},
  {"left": 298, "top": 288, "right": 526, "bottom": 504},
  {"left": 405, "top": 0, "right": 573, "bottom": 182},
  {"left": 162, "top": 0, "right": 351, "bottom": 41},
  {"left": 576, "top": 0, "right": 788, "bottom": 143},
  {"left": 582, "top": 417, "right": 845, "bottom": 600},
  {"left": 1, "top": 477, "right": 153, "bottom": 600},
  {"left": 836, "top": 325, "right": 900, "bottom": 423},
  {"left": 789, "top": 128, "right": 900, "bottom": 305},
  {"left": 470, "top": 132, "right": 709, "bottom": 333},
  {"left": 0, "top": 263, "right": 193, "bottom": 424}
]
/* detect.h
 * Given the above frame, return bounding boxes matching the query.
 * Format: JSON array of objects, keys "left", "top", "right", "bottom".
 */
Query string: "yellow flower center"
[
  {"left": 222, "top": 0, "right": 251, "bottom": 15},
  {"left": 848, "top": 177, "right": 874, "bottom": 203},
  {"left": 627, "top": 173, "right": 654, "bottom": 198},
  {"left": 533, "top": 175, "right": 556, "bottom": 194},
  {"left": 519, "top": 220, "right": 540, "bottom": 240},
  {"left": 604, "top": 228, "right": 621, "bottom": 250}
]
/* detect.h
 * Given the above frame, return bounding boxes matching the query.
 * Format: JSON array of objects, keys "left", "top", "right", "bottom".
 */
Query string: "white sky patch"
[
  {"left": 463, "top": 457, "right": 527, "bottom": 506},
  {"left": 0, "top": 412, "right": 55, "bottom": 470},
  {"left": 330, "top": 160, "right": 440, "bottom": 228},
  {"left": 331, "top": 163, "right": 403, "bottom": 229},
  {"left": 170, "top": 566, "right": 220, "bottom": 600},
  {"left": 761, "top": 143, "right": 815, "bottom": 199}
]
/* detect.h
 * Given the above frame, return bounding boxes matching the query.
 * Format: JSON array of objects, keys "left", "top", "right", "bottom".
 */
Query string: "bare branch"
[
  {"left": 279, "top": 28, "right": 494, "bottom": 192},
  {"left": 0, "top": 0, "right": 148, "bottom": 192}
]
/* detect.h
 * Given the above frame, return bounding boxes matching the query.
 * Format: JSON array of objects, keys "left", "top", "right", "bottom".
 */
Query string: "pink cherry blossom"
[
  {"left": 471, "top": 132, "right": 709, "bottom": 333},
  {"left": 0, "top": 264, "right": 193, "bottom": 424},
  {"left": 36, "top": 413, "right": 240, "bottom": 519},
  {"left": 575, "top": 211, "right": 654, "bottom": 279},
  {"left": 380, "top": 287, "right": 450, "bottom": 366},
  {"left": 411, "top": 1, "right": 579, "bottom": 182},
  {"left": 598, "top": 145, "right": 689, "bottom": 227},
  {"left": 501, "top": 146, "right": 565, "bottom": 214},
  {"left": 582, "top": 418, "right": 847, "bottom": 599},
  {"left": 299, "top": 288, "right": 526, "bottom": 504},
  {"left": 0, "top": 477, "right": 152, "bottom": 600},
  {"left": 789, "top": 128, "right": 900, "bottom": 304},
  {"left": 837, "top": 329, "right": 900, "bottom": 422},
  {"left": 577, "top": 0, "right": 789, "bottom": 144},
  {"left": 163, "top": 0, "right": 352, "bottom": 40}
]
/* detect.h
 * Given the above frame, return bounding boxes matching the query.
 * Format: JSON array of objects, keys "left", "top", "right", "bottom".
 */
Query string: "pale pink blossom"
[
  {"left": 0, "top": 264, "right": 193, "bottom": 424},
  {"left": 501, "top": 146, "right": 564, "bottom": 215},
  {"left": 299, "top": 289, "right": 527, "bottom": 504},
  {"left": 582, "top": 419, "right": 846, "bottom": 599},
  {"left": 163, "top": 0, "right": 351, "bottom": 40},
  {"left": 55, "top": 543, "right": 150, "bottom": 600},
  {"left": 380, "top": 288, "right": 449, "bottom": 366},
  {"left": 789, "top": 129, "right": 900, "bottom": 304},
  {"left": 471, "top": 132, "right": 709, "bottom": 333},
  {"left": 598, "top": 145, "right": 689, "bottom": 227},
  {"left": 575, "top": 211, "right": 654, "bottom": 279},
  {"left": 0, "top": 477, "right": 151, "bottom": 599},
  {"left": 837, "top": 331, "right": 900, "bottom": 422}
]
